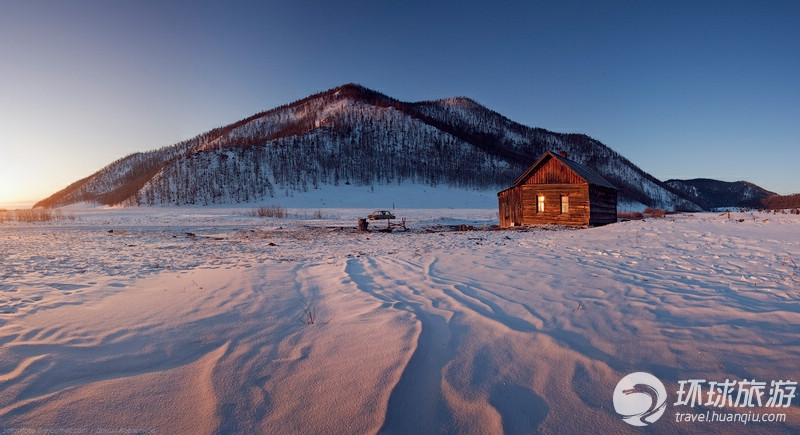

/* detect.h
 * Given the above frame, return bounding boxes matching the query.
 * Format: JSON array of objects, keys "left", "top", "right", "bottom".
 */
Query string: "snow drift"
[{"left": 1, "top": 208, "right": 799, "bottom": 433}]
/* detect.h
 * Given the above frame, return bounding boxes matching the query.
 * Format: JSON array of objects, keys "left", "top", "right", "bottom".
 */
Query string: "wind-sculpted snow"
[{"left": 2, "top": 208, "right": 798, "bottom": 432}]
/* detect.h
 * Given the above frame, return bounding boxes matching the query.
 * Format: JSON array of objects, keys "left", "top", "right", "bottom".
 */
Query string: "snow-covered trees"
[{"left": 35, "top": 84, "right": 704, "bottom": 210}]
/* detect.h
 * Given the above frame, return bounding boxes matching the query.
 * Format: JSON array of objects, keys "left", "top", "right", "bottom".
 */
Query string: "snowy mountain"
[
  {"left": 665, "top": 179, "right": 776, "bottom": 210},
  {"left": 36, "top": 84, "right": 703, "bottom": 210}
]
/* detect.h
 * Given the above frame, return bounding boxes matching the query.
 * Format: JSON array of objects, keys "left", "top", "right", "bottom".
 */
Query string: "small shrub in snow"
[
  {"left": 249, "top": 205, "right": 288, "bottom": 218},
  {"left": 618, "top": 211, "right": 644, "bottom": 220},
  {"left": 643, "top": 207, "right": 667, "bottom": 218},
  {"left": 0, "top": 208, "right": 70, "bottom": 223},
  {"left": 300, "top": 304, "right": 317, "bottom": 324},
  {"left": 299, "top": 303, "right": 334, "bottom": 325}
]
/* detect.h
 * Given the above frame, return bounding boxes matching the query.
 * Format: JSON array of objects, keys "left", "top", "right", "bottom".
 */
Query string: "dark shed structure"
[{"left": 497, "top": 151, "right": 617, "bottom": 227}]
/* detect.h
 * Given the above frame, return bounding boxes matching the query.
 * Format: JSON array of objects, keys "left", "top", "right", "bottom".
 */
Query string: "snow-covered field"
[{"left": 1, "top": 207, "right": 799, "bottom": 433}]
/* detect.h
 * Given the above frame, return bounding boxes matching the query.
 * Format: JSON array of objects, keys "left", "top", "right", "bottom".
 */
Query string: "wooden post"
[{"left": 358, "top": 218, "right": 369, "bottom": 232}]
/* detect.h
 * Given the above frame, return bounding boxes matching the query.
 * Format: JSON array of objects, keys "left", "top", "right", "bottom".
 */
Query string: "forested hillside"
[
  {"left": 666, "top": 178, "right": 776, "bottom": 210},
  {"left": 36, "top": 84, "right": 702, "bottom": 210}
]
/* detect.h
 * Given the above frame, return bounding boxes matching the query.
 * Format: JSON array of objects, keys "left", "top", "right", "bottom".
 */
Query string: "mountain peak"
[
  {"left": 36, "top": 84, "right": 706, "bottom": 211},
  {"left": 437, "top": 97, "right": 481, "bottom": 108},
  {"left": 322, "top": 83, "right": 397, "bottom": 105},
  {"left": 331, "top": 83, "right": 371, "bottom": 94}
]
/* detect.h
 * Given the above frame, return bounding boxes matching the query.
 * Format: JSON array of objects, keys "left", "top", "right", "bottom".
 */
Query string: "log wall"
[
  {"left": 521, "top": 158, "right": 585, "bottom": 185},
  {"left": 497, "top": 187, "right": 522, "bottom": 227},
  {"left": 588, "top": 186, "right": 617, "bottom": 225},
  {"left": 498, "top": 184, "right": 596, "bottom": 227},
  {"left": 520, "top": 184, "right": 591, "bottom": 226},
  {"left": 498, "top": 153, "right": 618, "bottom": 228}
]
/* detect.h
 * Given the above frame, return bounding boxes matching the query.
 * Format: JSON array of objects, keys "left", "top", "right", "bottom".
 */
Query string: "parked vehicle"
[{"left": 368, "top": 210, "right": 395, "bottom": 220}]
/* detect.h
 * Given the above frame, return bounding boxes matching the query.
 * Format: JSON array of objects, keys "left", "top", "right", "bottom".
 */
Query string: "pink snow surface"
[{"left": 1, "top": 208, "right": 799, "bottom": 433}]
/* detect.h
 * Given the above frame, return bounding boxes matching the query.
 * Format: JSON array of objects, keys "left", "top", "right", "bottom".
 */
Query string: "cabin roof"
[{"left": 512, "top": 151, "right": 617, "bottom": 190}]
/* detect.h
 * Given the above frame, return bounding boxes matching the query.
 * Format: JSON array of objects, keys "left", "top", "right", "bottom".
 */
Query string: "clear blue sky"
[{"left": 1, "top": 0, "right": 799, "bottom": 206}]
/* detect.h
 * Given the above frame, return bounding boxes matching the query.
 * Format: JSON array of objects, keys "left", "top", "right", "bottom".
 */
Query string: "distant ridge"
[
  {"left": 37, "top": 83, "right": 706, "bottom": 210},
  {"left": 665, "top": 178, "right": 776, "bottom": 210}
]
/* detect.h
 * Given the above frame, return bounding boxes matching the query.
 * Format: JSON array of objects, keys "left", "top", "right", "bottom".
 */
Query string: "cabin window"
[
  {"left": 537, "top": 195, "right": 545, "bottom": 213},
  {"left": 561, "top": 195, "right": 569, "bottom": 214}
]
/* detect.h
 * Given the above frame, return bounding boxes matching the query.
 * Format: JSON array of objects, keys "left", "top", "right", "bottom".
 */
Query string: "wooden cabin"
[{"left": 497, "top": 151, "right": 617, "bottom": 227}]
